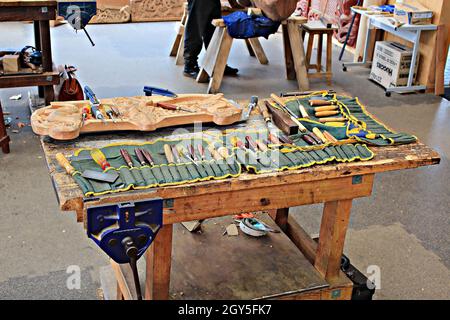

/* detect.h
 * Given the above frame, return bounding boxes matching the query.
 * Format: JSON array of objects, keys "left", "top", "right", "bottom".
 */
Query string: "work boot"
[
  {"left": 224, "top": 65, "right": 239, "bottom": 76},
  {"left": 183, "top": 63, "right": 200, "bottom": 79}
]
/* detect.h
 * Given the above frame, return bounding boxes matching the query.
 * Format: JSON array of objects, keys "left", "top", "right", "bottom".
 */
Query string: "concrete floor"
[{"left": 0, "top": 22, "right": 449, "bottom": 300}]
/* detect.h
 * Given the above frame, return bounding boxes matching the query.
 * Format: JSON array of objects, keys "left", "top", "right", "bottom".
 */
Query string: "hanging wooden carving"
[
  {"left": 334, "top": 0, "right": 360, "bottom": 47},
  {"left": 131, "top": 0, "right": 185, "bottom": 22}
]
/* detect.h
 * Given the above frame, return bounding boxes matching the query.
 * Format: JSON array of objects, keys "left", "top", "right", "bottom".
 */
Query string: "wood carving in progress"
[
  {"left": 31, "top": 94, "right": 244, "bottom": 140},
  {"left": 131, "top": 0, "right": 184, "bottom": 22},
  {"left": 90, "top": 5, "right": 132, "bottom": 24}
]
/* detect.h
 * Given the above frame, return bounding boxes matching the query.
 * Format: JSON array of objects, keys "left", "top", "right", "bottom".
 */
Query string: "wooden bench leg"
[
  {"left": 245, "top": 38, "right": 256, "bottom": 57},
  {"left": 270, "top": 208, "right": 289, "bottom": 232},
  {"left": 305, "top": 31, "right": 314, "bottom": 70},
  {"left": 314, "top": 200, "right": 352, "bottom": 281},
  {"left": 326, "top": 32, "right": 333, "bottom": 85},
  {"left": 175, "top": 30, "right": 185, "bottom": 66},
  {"left": 282, "top": 24, "right": 296, "bottom": 80},
  {"left": 145, "top": 224, "right": 173, "bottom": 300},
  {"left": 197, "top": 26, "right": 224, "bottom": 84},
  {"left": 317, "top": 33, "right": 323, "bottom": 73},
  {"left": 287, "top": 20, "right": 310, "bottom": 91},
  {"left": 247, "top": 38, "right": 269, "bottom": 65}
]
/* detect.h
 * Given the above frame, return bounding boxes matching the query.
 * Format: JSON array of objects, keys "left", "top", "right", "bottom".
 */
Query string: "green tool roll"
[{"left": 69, "top": 138, "right": 241, "bottom": 197}]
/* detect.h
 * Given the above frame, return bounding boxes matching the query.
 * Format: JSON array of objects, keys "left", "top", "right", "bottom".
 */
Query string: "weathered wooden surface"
[
  {"left": 0, "top": 0, "right": 55, "bottom": 6},
  {"left": 130, "top": 0, "right": 184, "bottom": 22}
]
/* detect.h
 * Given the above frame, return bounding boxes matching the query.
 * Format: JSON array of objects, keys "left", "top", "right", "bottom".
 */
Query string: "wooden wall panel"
[{"left": 131, "top": 0, "right": 184, "bottom": 22}]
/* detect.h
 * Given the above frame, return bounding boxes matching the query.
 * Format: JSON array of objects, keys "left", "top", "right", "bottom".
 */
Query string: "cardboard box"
[
  {"left": 369, "top": 41, "right": 419, "bottom": 89},
  {"left": 394, "top": 1, "right": 433, "bottom": 25},
  {"left": 1, "top": 54, "right": 20, "bottom": 73}
]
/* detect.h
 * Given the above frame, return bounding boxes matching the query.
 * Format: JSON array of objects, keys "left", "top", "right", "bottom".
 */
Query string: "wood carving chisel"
[
  {"left": 309, "top": 99, "right": 336, "bottom": 106},
  {"left": 315, "top": 110, "right": 340, "bottom": 118},
  {"left": 104, "top": 105, "right": 117, "bottom": 122},
  {"left": 319, "top": 117, "right": 346, "bottom": 123},
  {"left": 296, "top": 100, "right": 309, "bottom": 118},
  {"left": 164, "top": 144, "right": 182, "bottom": 181},
  {"left": 139, "top": 148, "right": 167, "bottom": 183},
  {"left": 55, "top": 153, "right": 95, "bottom": 192},
  {"left": 156, "top": 102, "right": 195, "bottom": 113},
  {"left": 281, "top": 90, "right": 335, "bottom": 97},
  {"left": 243, "top": 96, "right": 258, "bottom": 119},
  {"left": 270, "top": 94, "right": 307, "bottom": 132},
  {"left": 323, "top": 130, "right": 339, "bottom": 143},
  {"left": 135, "top": 148, "right": 147, "bottom": 166},
  {"left": 302, "top": 134, "right": 317, "bottom": 145},
  {"left": 196, "top": 144, "right": 217, "bottom": 177},
  {"left": 312, "top": 128, "right": 328, "bottom": 144},
  {"left": 259, "top": 100, "right": 279, "bottom": 135},
  {"left": 120, "top": 149, "right": 134, "bottom": 168},
  {"left": 314, "top": 105, "right": 338, "bottom": 112},
  {"left": 208, "top": 144, "right": 232, "bottom": 174},
  {"left": 84, "top": 86, "right": 106, "bottom": 123}
]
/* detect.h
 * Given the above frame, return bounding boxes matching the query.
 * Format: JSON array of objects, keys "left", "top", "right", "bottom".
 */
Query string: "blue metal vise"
[{"left": 86, "top": 199, "right": 163, "bottom": 264}]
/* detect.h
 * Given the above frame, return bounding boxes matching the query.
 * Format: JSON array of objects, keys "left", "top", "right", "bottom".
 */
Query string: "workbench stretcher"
[{"left": 40, "top": 107, "right": 440, "bottom": 300}]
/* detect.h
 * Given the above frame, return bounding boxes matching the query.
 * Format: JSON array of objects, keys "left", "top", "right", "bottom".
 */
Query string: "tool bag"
[
  {"left": 57, "top": 65, "right": 84, "bottom": 102},
  {"left": 223, "top": 11, "right": 280, "bottom": 39},
  {"left": 252, "top": 0, "right": 298, "bottom": 21}
]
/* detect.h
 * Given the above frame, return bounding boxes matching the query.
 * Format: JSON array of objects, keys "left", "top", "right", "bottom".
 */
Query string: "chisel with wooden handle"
[
  {"left": 259, "top": 100, "right": 279, "bottom": 135},
  {"left": 323, "top": 131, "right": 338, "bottom": 143},
  {"left": 120, "top": 149, "right": 134, "bottom": 168},
  {"left": 56, "top": 153, "right": 76, "bottom": 175},
  {"left": 163, "top": 144, "right": 182, "bottom": 181},
  {"left": 312, "top": 128, "right": 328, "bottom": 144},
  {"left": 270, "top": 94, "right": 307, "bottom": 132},
  {"left": 156, "top": 102, "right": 195, "bottom": 113},
  {"left": 314, "top": 105, "right": 338, "bottom": 112},
  {"left": 208, "top": 144, "right": 233, "bottom": 174},
  {"left": 315, "top": 110, "right": 340, "bottom": 118},
  {"left": 319, "top": 117, "right": 346, "bottom": 123},
  {"left": 309, "top": 99, "right": 336, "bottom": 106},
  {"left": 135, "top": 148, "right": 147, "bottom": 166},
  {"left": 298, "top": 103, "right": 309, "bottom": 118}
]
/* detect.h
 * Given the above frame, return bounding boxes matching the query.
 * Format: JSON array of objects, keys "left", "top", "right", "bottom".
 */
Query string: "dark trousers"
[{"left": 184, "top": 0, "right": 221, "bottom": 66}]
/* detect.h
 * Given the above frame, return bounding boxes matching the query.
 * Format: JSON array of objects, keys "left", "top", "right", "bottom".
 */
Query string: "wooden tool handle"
[
  {"left": 217, "top": 147, "right": 229, "bottom": 159},
  {"left": 56, "top": 153, "right": 75, "bottom": 175},
  {"left": 323, "top": 130, "right": 338, "bottom": 143},
  {"left": 120, "top": 149, "right": 133, "bottom": 167},
  {"left": 319, "top": 117, "right": 346, "bottom": 123},
  {"left": 312, "top": 128, "right": 327, "bottom": 143},
  {"left": 315, "top": 110, "right": 339, "bottom": 117},
  {"left": 268, "top": 133, "right": 281, "bottom": 145},
  {"left": 270, "top": 94, "right": 286, "bottom": 107},
  {"left": 208, "top": 144, "right": 223, "bottom": 161},
  {"left": 245, "top": 136, "right": 258, "bottom": 150},
  {"left": 314, "top": 105, "right": 338, "bottom": 112},
  {"left": 164, "top": 144, "right": 175, "bottom": 164},
  {"left": 141, "top": 149, "right": 154, "bottom": 165},
  {"left": 256, "top": 140, "right": 268, "bottom": 152},
  {"left": 135, "top": 148, "right": 146, "bottom": 165},
  {"left": 157, "top": 102, "right": 178, "bottom": 111},
  {"left": 309, "top": 100, "right": 335, "bottom": 106},
  {"left": 299, "top": 105, "right": 309, "bottom": 118},
  {"left": 259, "top": 100, "right": 271, "bottom": 120}
]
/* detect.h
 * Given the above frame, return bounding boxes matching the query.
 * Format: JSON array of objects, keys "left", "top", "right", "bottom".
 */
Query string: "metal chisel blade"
[{"left": 82, "top": 170, "right": 119, "bottom": 184}]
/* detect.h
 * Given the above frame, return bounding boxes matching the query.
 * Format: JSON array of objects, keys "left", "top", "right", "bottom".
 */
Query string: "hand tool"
[
  {"left": 177, "top": 146, "right": 199, "bottom": 167},
  {"left": 232, "top": 137, "right": 259, "bottom": 166},
  {"left": 155, "top": 102, "right": 195, "bottom": 113},
  {"left": 309, "top": 99, "right": 336, "bottom": 106},
  {"left": 302, "top": 134, "right": 318, "bottom": 145},
  {"left": 264, "top": 100, "right": 299, "bottom": 135},
  {"left": 189, "top": 145, "right": 199, "bottom": 163},
  {"left": 163, "top": 144, "right": 182, "bottom": 181},
  {"left": 81, "top": 170, "right": 119, "bottom": 184},
  {"left": 120, "top": 149, "right": 134, "bottom": 168},
  {"left": 297, "top": 102, "right": 309, "bottom": 118},
  {"left": 319, "top": 117, "right": 346, "bottom": 123},
  {"left": 84, "top": 86, "right": 106, "bottom": 123},
  {"left": 104, "top": 105, "right": 117, "bottom": 122},
  {"left": 312, "top": 127, "right": 328, "bottom": 144},
  {"left": 314, "top": 105, "right": 338, "bottom": 112},
  {"left": 259, "top": 100, "right": 279, "bottom": 135},
  {"left": 81, "top": 105, "right": 91, "bottom": 126},
  {"left": 110, "top": 105, "right": 123, "bottom": 120},
  {"left": 91, "top": 148, "right": 111, "bottom": 170},
  {"left": 323, "top": 130, "right": 338, "bottom": 143},
  {"left": 307, "top": 132, "right": 323, "bottom": 145},
  {"left": 138, "top": 148, "right": 168, "bottom": 183},
  {"left": 245, "top": 136, "right": 258, "bottom": 151},
  {"left": 270, "top": 94, "right": 307, "bottom": 132},
  {"left": 143, "top": 86, "right": 177, "bottom": 98},
  {"left": 197, "top": 144, "right": 206, "bottom": 160},
  {"left": 315, "top": 110, "right": 340, "bottom": 118},
  {"left": 208, "top": 143, "right": 235, "bottom": 174},
  {"left": 243, "top": 96, "right": 258, "bottom": 120},
  {"left": 135, "top": 148, "right": 147, "bottom": 166},
  {"left": 338, "top": 0, "right": 363, "bottom": 61},
  {"left": 171, "top": 145, "right": 182, "bottom": 163},
  {"left": 281, "top": 90, "right": 336, "bottom": 97},
  {"left": 242, "top": 137, "right": 272, "bottom": 167},
  {"left": 278, "top": 133, "right": 294, "bottom": 144},
  {"left": 86, "top": 200, "right": 163, "bottom": 301},
  {"left": 56, "top": 153, "right": 76, "bottom": 175},
  {"left": 255, "top": 140, "right": 269, "bottom": 152}
]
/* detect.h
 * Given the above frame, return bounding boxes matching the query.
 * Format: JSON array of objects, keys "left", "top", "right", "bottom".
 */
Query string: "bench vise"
[{"left": 86, "top": 199, "right": 163, "bottom": 264}]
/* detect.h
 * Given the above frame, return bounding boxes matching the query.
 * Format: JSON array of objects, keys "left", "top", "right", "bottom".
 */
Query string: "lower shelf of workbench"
[{"left": 100, "top": 213, "right": 353, "bottom": 300}]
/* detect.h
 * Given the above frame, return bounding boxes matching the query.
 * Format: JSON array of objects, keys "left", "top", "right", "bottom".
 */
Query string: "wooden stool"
[
  {"left": 302, "top": 21, "right": 337, "bottom": 85},
  {"left": 169, "top": 3, "right": 268, "bottom": 66},
  {"left": 0, "top": 101, "right": 11, "bottom": 154},
  {"left": 197, "top": 16, "right": 309, "bottom": 94}
]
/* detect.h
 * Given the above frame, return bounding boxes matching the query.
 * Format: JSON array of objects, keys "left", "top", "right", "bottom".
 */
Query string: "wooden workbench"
[
  {"left": 39, "top": 111, "right": 440, "bottom": 300},
  {"left": 0, "top": 0, "right": 59, "bottom": 105}
]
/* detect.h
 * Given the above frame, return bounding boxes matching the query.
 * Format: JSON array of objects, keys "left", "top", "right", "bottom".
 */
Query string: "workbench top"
[
  {"left": 39, "top": 113, "right": 440, "bottom": 223},
  {"left": 0, "top": 0, "right": 56, "bottom": 7}
]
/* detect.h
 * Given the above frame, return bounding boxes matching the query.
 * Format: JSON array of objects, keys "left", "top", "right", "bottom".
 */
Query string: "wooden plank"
[
  {"left": 0, "top": 72, "right": 59, "bottom": 88},
  {"left": 247, "top": 38, "right": 269, "bottom": 65},
  {"left": 207, "top": 28, "right": 234, "bottom": 94},
  {"left": 145, "top": 224, "right": 173, "bottom": 300},
  {"left": 285, "top": 215, "right": 317, "bottom": 264},
  {"left": 287, "top": 19, "right": 310, "bottom": 91},
  {"left": 272, "top": 208, "right": 289, "bottom": 232},
  {"left": 0, "top": 0, "right": 56, "bottom": 7},
  {"left": 0, "top": 6, "right": 56, "bottom": 21},
  {"left": 162, "top": 174, "right": 373, "bottom": 224},
  {"left": 435, "top": 24, "right": 447, "bottom": 95},
  {"left": 314, "top": 200, "right": 353, "bottom": 281},
  {"left": 111, "top": 259, "right": 136, "bottom": 300},
  {"left": 282, "top": 24, "right": 296, "bottom": 80}
]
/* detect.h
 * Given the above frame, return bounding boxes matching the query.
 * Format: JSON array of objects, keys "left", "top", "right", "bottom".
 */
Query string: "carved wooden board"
[
  {"left": 31, "top": 94, "right": 243, "bottom": 140},
  {"left": 130, "top": 0, "right": 184, "bottom": 22}
]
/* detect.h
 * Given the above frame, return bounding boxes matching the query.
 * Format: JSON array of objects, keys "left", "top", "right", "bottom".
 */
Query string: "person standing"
[{"left": 183, "top": 0, "right": 239, "bottom": 78}]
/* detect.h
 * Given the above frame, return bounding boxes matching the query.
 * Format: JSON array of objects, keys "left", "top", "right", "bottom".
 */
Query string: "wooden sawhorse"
[
  {"left": 197, "top": 16, "right": 309, "bottom": 93},
  {"left": 169, "top": 2, "right": 268, "bottom": 67}
]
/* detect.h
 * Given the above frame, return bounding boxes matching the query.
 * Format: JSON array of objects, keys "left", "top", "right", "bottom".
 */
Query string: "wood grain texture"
[{"left": 130, "top": 0, "right": 184, "bottom": 22}]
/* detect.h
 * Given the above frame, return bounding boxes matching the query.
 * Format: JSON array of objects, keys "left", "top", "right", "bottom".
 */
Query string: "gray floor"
[{"left": 0, "top": 22, "right": 449, "bottom": 300}]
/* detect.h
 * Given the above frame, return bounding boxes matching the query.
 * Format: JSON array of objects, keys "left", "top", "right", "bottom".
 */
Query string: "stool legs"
[{"left": 326, "top": 32, "right": 332, "bottom": 85}]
